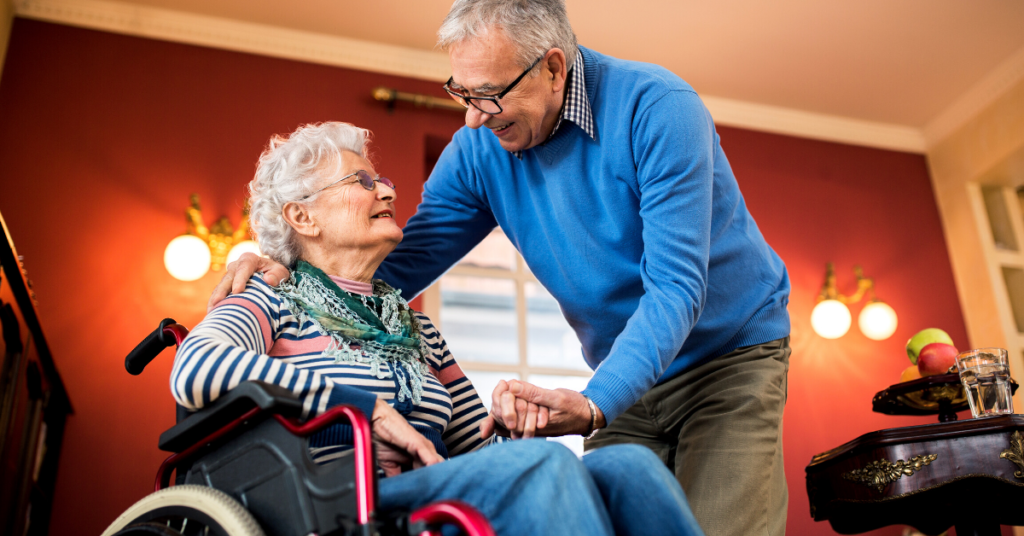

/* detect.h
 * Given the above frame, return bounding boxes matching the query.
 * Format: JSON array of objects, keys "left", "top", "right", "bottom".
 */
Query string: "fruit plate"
[{"left": 871, "top": 373, "right": 1019, "bottom": 422}]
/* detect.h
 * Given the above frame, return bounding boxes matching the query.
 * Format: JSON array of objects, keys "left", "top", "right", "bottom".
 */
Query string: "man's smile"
[{"left": 489, "top": 122, "right": 514, "bottom": 135}]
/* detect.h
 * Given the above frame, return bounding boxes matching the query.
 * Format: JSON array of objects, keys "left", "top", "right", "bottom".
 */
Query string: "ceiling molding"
[
  {"left": 13, "top": 0, "right": 929, "bottom": 153},
  {"left": 703, "top": 95, "right": 926, "bottom": 153},
  {"left": 924, "top": 44, "right": 1024, "bottom": 147},
  {"left": 13, "top": 0, "right": 453, "bottom": 82}
]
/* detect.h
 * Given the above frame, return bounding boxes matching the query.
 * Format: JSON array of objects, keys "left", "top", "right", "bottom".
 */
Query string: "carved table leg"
[{"left": 937, "top": 399, "right": 958, "bottom": 422}]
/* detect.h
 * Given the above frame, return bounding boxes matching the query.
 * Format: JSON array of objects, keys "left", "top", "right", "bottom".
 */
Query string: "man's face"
[{"left": 448, "top": 30, "right": 564, "bottom": 153}]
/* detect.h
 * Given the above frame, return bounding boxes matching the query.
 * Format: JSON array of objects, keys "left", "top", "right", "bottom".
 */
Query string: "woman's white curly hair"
[{"left": 248, "top": 122, "right": 371, "bottom": 267}]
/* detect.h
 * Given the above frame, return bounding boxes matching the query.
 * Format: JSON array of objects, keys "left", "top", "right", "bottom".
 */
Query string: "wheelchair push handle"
[{"left": 125, "top": 318, "right": 190, "bottom": 375}]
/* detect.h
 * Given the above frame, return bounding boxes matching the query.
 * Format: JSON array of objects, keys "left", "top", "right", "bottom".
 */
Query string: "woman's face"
[{"left": 306, "top": 151, "right": 402, "bottom": 255}]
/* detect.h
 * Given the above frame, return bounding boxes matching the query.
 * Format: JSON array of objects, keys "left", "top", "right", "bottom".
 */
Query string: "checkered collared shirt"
[{"left": 513, "top": 50, "right": 596, "bottom": 159}]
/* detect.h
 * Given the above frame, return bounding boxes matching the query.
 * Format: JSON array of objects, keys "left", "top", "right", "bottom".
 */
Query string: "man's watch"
[{"left": 583, "top": 395, "right": 600, "bottom": 440}]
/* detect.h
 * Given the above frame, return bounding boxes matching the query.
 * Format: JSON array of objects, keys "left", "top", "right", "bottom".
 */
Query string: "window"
[
  {"left": 967, "top": 184, "right": 1024, "bottom": 386},
  {"left": 420, "top": 229, "right": 593, "bottom": 454}
]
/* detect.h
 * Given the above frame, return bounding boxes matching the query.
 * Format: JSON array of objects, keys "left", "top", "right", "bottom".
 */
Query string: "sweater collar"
[{"left": 512, "top": 47, "right": 597, "bottom": 159}]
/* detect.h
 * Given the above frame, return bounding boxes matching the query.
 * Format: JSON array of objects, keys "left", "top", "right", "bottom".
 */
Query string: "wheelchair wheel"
[{"left": 101, "top": 485, "right": 265, "bottom": 536}]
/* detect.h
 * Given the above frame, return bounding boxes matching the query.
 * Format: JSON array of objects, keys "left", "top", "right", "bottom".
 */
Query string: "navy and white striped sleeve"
[
  {"left": 415, "top": 312, "right": 498, "bottom": 456},
  {"left": 169, "top": 277, "right": 377, "bottom": 420}
]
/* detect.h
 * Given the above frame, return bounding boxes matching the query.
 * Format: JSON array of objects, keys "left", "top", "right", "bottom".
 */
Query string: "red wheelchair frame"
[{"left": 108, "top": 318, "right": 495, "bottom": 536}]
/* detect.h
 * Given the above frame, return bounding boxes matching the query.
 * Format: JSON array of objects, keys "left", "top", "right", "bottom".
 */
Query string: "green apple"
[{"left": 906, "top": 328, "right": 954, "bottom": 365}]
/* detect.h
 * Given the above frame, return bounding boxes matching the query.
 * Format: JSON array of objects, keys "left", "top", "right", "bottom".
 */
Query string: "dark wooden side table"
[{"left": 806, "top": 414, "right": 1024, "bottom": 535}]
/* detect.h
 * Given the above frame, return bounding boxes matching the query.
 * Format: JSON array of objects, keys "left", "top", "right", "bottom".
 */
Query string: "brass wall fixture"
[
  {"left": 1000, "top": 430, "right": 1024, "bottom": 479},
  {"left": 371, "top": 87, "right": 467, "bottom": 113},
  {"left": 163, "top": 194, "right": 260, "bottom": 281},
  {"left": 842, "top": 454, "right": 938, "bottom": 492},
  {"left": 811, "top": 263, "right": 898, "bottom": 340}
]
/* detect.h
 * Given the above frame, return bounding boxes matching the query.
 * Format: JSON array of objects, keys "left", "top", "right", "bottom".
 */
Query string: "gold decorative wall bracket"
[
  {"left": 842, "top": 454, "right": 938, "bottom": 492},
  {"left": 818, "top": 263, "right": 875, "bottom": 304},
  {"left": 184, "top": 194, "right": 250, "bottom": 271},
  {"left": 1000, "top": 430, "right": 1024, "bottom": 479}
]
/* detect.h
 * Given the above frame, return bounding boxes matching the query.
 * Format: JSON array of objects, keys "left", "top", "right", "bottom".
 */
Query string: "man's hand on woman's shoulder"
[{"left": 208, "top": 253, "right": 290, "bottom": 311}]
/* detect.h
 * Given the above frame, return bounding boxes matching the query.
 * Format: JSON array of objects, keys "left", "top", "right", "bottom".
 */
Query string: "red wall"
[
  {"left": 719, "top": 125, "right": 974, "bottom": 536},
  {"left": 0, "top": 19, "right": 974, "bottom": 536}
]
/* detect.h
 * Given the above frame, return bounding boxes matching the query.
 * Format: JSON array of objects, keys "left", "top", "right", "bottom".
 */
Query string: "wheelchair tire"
[
  {"left": 107, "top": 522, "right": 180, "bottom": 535},
  {"left": 101, "top": 485, "right": 265, "bottom": 536}
]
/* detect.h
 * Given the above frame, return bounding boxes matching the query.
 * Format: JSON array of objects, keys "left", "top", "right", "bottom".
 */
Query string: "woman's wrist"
[{"left": 371, "top": 397, "right": 390, "bottom": 424}]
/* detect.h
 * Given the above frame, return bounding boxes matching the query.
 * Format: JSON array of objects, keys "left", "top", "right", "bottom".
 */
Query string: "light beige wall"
[
  {"left": 929, "top": 79, "right": 1024, "bottom": 193},
  {"left": 927, "top": 76, "right": 1024, "bottom": 398}
]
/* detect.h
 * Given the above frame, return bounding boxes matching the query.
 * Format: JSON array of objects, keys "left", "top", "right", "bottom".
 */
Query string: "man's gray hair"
[
  {"left": 438, "top": 0, "right": 578, "bottom": 71},
  {"left": 248, "top": 122, "right": 371, "bottom": 267}
]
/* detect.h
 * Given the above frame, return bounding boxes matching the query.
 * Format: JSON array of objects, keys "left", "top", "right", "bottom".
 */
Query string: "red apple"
[
  {"left": 906, "top": 328, "right": 955, "bottom": 365},
  {"left": 900, "top": 365, "right": 922, "bottom": 383},
  {"left": 917, "top": 342, "right": 959, "bottom": 377}
]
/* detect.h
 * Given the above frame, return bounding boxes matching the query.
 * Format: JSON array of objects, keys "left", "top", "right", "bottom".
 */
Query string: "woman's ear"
[{"left": 282, "top": 201, "right": 320, "bottom": 238}]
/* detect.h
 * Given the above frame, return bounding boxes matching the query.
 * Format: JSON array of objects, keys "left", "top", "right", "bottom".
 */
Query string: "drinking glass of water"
[{"left": 955, "top": 347, "right": 1014, "bottom": 418}]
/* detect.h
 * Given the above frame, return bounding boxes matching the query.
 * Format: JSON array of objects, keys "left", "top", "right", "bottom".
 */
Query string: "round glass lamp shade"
[
  {"left": 858, "top": 301, "right": 898, "bottom": 341},
  {"left": 227, "top": 240, "right": 261, "bottom": 264},
  {"left": 811, "top": 299, "right": 852, "bottom": 339},
  {"left": 164, "top": 235, "right": 211, "bottom": 281}
]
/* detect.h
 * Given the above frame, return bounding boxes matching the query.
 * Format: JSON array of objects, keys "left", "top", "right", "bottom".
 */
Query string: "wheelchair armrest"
[{"left": 158, "top": 381, "right": 304, "bottom": 453}]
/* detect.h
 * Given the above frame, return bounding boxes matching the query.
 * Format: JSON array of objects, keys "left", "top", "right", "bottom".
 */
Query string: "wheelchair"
[{"left": 102, "top": 319, "right": 495, "bottom": 536}]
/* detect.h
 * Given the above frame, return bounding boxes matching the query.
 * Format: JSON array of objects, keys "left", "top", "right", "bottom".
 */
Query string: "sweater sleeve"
[
  {"left": 170, "top": 277, "right": 378, "bottom": 421},
  {"left": 415, "top": 312, "right": 498, "bottom": 456},
  {"left": 582, "top": 90, "right": 717, "bottom": 422},
  {"left": 375, "top": 136, "right": 498, "bottom": 300}
]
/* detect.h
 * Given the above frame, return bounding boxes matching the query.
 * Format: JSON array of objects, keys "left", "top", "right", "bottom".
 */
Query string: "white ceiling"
[{"left": 21, "top": 0, "right": 1024, "bottom": 146}]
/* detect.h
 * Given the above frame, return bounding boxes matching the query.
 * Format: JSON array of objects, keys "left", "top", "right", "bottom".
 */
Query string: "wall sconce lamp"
[
  {"left": 163, "top": 194, "right": 260, "bottom": 281},
  {"left": 810, "top": 263, "right": 898, "bottom": 340}
]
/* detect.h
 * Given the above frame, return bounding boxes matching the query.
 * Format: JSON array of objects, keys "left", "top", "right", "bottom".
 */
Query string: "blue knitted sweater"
[{"left": 377, "top": 47, "right": 790, "bottom": 422}]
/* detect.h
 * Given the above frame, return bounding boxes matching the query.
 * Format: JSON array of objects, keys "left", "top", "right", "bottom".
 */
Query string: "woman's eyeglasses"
[{"left": 303, "top": 170, "right": 396, "bottom": 200}]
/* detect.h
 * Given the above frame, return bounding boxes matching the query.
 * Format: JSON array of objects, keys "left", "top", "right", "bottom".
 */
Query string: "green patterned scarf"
[{"left": 275, "top": 260, "right": 430, "bottom": 404}]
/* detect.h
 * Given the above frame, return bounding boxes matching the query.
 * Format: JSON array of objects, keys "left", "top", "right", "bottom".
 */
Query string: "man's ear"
[
  {"left": 544, "top": 48, "right": 568, "bottom": 93},
  {"left": 282, "top": 201, "right": 320, "bottom": 238}
]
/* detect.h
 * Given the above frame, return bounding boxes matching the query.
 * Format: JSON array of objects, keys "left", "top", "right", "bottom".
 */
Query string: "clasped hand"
[{"left": 479, "top": 379, "right": 605, "bottom": 440}]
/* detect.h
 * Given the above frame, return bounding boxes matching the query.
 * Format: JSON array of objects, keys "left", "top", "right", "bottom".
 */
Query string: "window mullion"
[{"left": 516, "top": 254, "right": 529, "bottom": 380}]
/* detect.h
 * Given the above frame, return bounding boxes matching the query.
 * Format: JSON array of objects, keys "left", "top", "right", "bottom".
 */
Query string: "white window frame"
[
  {"left": 967, "top": 183, "right": 1024, "bottom": 381},
  {"left": 418, "top": 231, "right": 594, "bottom": 383}
]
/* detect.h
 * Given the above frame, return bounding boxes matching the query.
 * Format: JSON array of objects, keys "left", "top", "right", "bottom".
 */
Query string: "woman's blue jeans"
[
  {"left": 582, "top": 443, "right": 704, "bottom": 536},
  {"left": 378, "top": 439, "right": 703, "bottom": 536}
]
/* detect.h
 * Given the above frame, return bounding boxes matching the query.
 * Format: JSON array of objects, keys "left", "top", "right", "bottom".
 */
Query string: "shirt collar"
[{"left": 513, "top": 50, "right": 596, "bottom": 159}]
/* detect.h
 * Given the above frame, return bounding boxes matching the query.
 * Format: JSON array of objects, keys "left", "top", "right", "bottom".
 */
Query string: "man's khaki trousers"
[{"left": 585, "top": 337, "right": 790, "bottom": 536}]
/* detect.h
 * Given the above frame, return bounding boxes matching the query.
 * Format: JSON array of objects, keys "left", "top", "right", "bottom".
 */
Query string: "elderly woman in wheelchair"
[{"left": 112, "top": 121, "right": 702, "bottom": 536}]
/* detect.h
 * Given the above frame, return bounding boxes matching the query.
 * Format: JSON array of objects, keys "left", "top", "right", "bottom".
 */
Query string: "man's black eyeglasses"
[
  {"left": 303, "top": 170, "right": 395, "bottom": 200},
  {"left": 443, "top": 56, "right": 544, "bottom": 115}
]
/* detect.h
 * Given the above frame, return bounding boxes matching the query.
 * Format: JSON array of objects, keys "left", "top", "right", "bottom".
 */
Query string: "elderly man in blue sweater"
[{"left": 215, "top": 0, "right": 791, "bottom": 534}]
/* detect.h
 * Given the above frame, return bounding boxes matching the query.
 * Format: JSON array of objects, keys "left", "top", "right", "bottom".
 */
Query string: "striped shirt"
[{"left": 170, "top": 276, "right": 494, "bottom": 464}]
